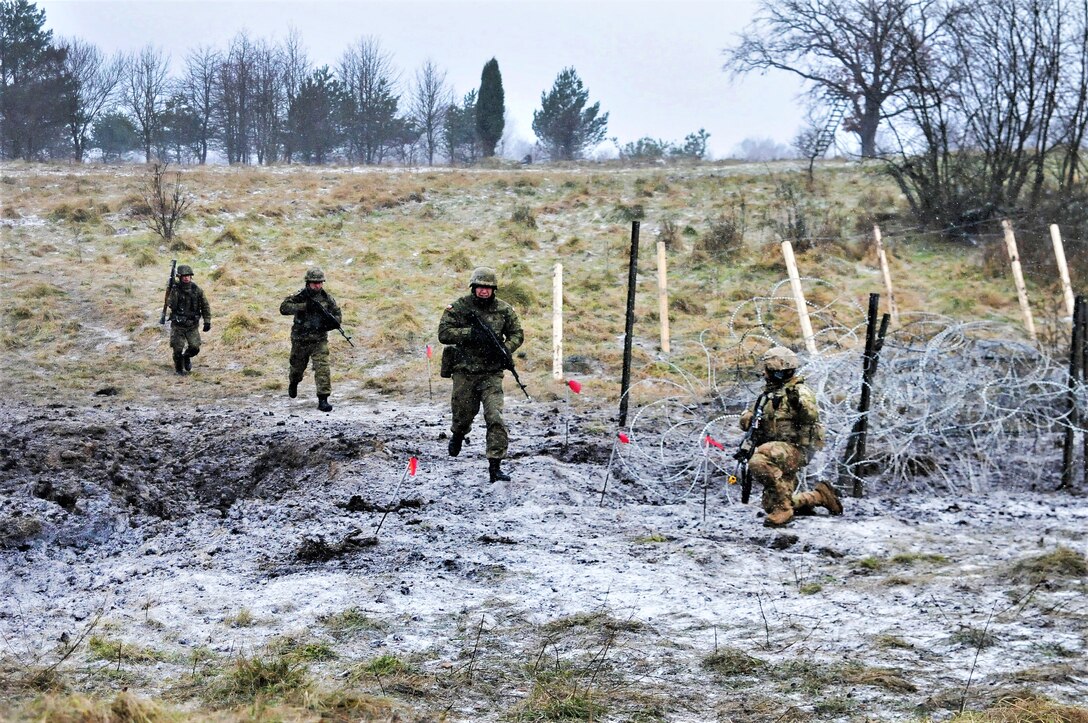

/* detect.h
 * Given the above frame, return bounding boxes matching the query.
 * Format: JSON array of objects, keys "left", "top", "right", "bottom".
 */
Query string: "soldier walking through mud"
[
  {"left": 438, "top": 267, "right": 524, "bottom": 482},
  {"left": 738, "top": 347, "right": 842, "bottom": 527},
  {"left": 280, "top": 267, "right": 342, "bottom": 412},
  {"left": 166, "top": 264, "right": 211, "bottom": 376}
]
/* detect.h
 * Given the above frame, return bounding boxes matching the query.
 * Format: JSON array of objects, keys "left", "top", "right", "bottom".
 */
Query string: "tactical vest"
[{"left": 171, "top": 285, "right": 203, "bottom": 327}]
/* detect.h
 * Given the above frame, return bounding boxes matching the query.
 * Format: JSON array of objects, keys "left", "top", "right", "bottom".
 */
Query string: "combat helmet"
[
  {"left": 762, "top": 346, "right": 799, "bottom": 371},
  {"left": 304, "top": 267, "right": 326, "bottom": 283},
  {"left": 176, "top": 264, "right": 194, "bottom": 277},
  {"left": 469, "top": 267, "right": 498, "bottom": 288}
]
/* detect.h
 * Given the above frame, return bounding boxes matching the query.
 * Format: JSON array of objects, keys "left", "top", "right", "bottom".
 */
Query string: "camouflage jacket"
[
  {"left": 438, "top": 294, "right": 524, "bottom": 374},
  {"left": 168, "top": 282, "right": 211, "bottom": 328},
  {"left": 280, "top": 287, "right": 342, "bottom": 342},
  {"left": 742, "top": 376, "right": 825, "bottom": 451}
]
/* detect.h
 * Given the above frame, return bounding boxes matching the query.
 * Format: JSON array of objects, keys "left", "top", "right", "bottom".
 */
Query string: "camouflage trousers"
[
  {"left": 170, "top": 324, "right": 201, "bottom": 356},
  {"left": 450, "top": 372, "right": 508, "bottom": 459},
  {"left": 749, "top": 441, "right": 807, "bottom": 516},
  {"left": 289, "top": 338, "right": 331, "bottom": 396}
]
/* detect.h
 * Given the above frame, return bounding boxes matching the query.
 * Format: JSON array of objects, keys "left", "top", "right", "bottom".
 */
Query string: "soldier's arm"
[
  {"left": 200, "top": 289, "right": 211, "bottom": 321},
  {"left": 280, "top": 292, "right": 307, "bottom": 315},
  {"left": 502, "top": 309, "right": 524, "bottom": 353},
  {"left": 327, "top": 294, "right": 342, "bottom": 323},
  {"left": 792, "top": 385, "right": 820, "bottom": 423},
  {"left": 438, "top": 305, "right": 472, "bottom": 345}
]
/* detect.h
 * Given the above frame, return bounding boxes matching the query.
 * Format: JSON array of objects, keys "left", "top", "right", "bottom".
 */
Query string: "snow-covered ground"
[{"left": 2, "top": 395, "right": 1085, "bottom": 720}]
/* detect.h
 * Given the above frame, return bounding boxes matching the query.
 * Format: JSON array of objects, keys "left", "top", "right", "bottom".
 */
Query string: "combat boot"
[
  {"left": 793, "top": 482, "right": 843, "bottom": 516},
  {"left": 288, "top": 379, "right": 298, "bottom": 398},
  {"left": 488, "top": 458, "right": 511, "bottom": 482},
  {"left": 183, "top": 354, "right": 192, "bottom": 372},
  {"left": 448, "top": 434, "right": 464, "bottom": 457},
  {"left": 317, "top": 395, "right": 332, "bottom": 412},
  {"left": 763, "top": 506, "right": 794, "bottom": 528},
  {"left": 173, "top": 353, "right": 186, "bottom": 375}
]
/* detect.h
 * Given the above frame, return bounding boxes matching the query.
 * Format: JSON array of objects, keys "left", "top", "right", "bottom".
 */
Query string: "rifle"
[
  {"left": 159, "top": 259, "right": 177, "bottom": 325},
  {"left": 732, "top": 391, "right": 769, "bottom": 504},
  {"left": 467, "top": 309, "right": 530, "bottom": 399},
  {"left": 308, "top": 297, "right": 354, "bottom": 347}
]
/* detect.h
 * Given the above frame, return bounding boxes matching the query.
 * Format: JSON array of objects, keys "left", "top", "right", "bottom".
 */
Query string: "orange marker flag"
[
  {"left": 426, "top": 344, "right": 433, "bottom": 359},
  {"left": 705, "top": 434, "right": 724, "bottom": 450},
  {"left": 408, "top": 457, "right": 418, "bottom": 476},
  {"left": 618, "top": 432, "right": 630, "bottom": 444},
  {"left": 567, "top": 379, "right": 582, "bottom": 393}
]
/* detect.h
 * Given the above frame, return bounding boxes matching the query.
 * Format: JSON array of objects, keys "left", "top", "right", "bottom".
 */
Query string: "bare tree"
[
  {"left": 59, "top": 38, "right": 124, "bottom": 162},
  {"left": 409, "top": 59, "right": 451, "bottom": 165},
  {"left": 143, "top": 161, "right": 191, "bottom": 241},
  {"left": 280, "top": 27, "right": 310, "bottom": 163},
  {"left": 338, "top": 36, "right": 401, "bottom": 165},
  {"left": 216, "top": 31, "right": 256, "bottom": 164},
  {"left": 723, "top": 0, "right": 947, "bottom": 158},
  {"left": 181, "top": 45, "right": 219, "bottom": 164},
  {"left": 122, "top": 44, "right": 169, "bottom": 162},
  {"left": 251, "top": 38, "right": 284, "bottom": 164},
  {"left": 1056, "top": 0, "right": 1087, "bottom": 195}
]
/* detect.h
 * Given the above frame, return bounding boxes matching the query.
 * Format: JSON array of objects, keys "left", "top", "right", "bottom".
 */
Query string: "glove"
[
  {"left": 203, "top": 321, "right": 211, "bottom": 332},
  {"left": 470, "top": 325, "right": 490, "bottom": 345},
  {"left": 739, "top": 410, "right": 753, "bottom": 431}
]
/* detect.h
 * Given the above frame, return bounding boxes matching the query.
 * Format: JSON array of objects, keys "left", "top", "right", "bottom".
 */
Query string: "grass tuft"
[{"left": 1009, "top": 547, "right": 1086, "bottom": 585}]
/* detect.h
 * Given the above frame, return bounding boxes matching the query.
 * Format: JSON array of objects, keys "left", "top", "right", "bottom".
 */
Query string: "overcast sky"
[{"left": 38, "top": 0, "right": 807, "bottom": 159}]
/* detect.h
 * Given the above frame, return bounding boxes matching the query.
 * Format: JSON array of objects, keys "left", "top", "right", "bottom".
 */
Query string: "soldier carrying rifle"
[
  {"left": 163, "top": 262, "right": 211, "bottom": 376},
  {"left": 738, "top": 347, "right": 841, "bottom": 527},
  {"left": 280, "top": 267, "right": 343, "bottom": 412},
  {"left": 438, "top": 267, "right": 524, "bottom": 482}
]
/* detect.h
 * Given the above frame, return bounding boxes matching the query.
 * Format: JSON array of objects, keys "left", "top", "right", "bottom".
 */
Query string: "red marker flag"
[
  {"left": 567, "top": 379, "right": 582, "bottom": 393},
  {"left": 426, "top": 344, "right": 433, "bottom": 359},
  {"left": 705, "top": 434, "right": 724, "bottom": 450},
  {"left": 618, "top": 432, "right": 630, "bottom": 444},
  {"left": 408, "top": 457, "right": 418, "bottom": 476}
]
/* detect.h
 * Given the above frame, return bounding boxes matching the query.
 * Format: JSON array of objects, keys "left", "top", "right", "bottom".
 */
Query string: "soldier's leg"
[
  {"left": 480, "top": 374, "right": 508, "bottom": 460},
  {"left": 750, "top": 441, "right": 803, "bottom": 527},
  {"left": 450, "top": 374, "right": 482, "bottom": 440},
  {"left": 183, "top": 328, "right": 201, "bottom": 370},
  {"left": 311, "top": 341, "right": 331, "bottom": 396},
  {"left": 793, "top": 481, "right": 843, "bottom": 515},
  {"left": 170, "top": 327, "right": 187, "bottom": 375},
  {"left": 288, "top": 340, "right": 312, "bottom": 397},
  {"left": 312, "top": 341, "right": 332, "bottom": 411}
]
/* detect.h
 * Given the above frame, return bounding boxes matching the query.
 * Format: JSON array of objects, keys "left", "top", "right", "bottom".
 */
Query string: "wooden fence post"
[
  {"left": 873, "top": 225, "right": 900, "bottom": 326},
  {"left": 552, "top": 262, "right": 563, "bottom": 381},
  {"left": 840, "top": 293, "right": 890, "bottom": 497},
  {"left": 1050, "top": 224, "right": 1076, "bottom": 320},
  {"left": 1002, "top": 219, "right": 1037, "bottom": 342},
  {"left": 781, "top": 240, "right": 817, "bottom": 354},
  {"left": 657, "top": 240, "right": 670, "bottom": 353}
]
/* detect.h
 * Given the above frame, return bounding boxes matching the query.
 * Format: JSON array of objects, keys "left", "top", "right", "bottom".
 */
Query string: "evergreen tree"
[
  {"left": 532, "top": 67, "right": 608, "bottom": 161},
  {"left": 288, "top": 66, "right": 345, "bottom": 164},
  {"left": 475, "top": 57, "right": 504, "bottom": 158},
  {"left": 0, "top": 0, "right": 71, "bottom": 159},
  {"left": 444, "top": 89, "right": 477, "bottom": 165},
  {"left": 91, "top": 111, "right": 139, "bottom": 161}
]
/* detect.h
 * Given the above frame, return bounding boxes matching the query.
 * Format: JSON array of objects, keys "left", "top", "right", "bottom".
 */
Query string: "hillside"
[{"left": 1, "top": 160, "right": 1086, "bottom": 722}]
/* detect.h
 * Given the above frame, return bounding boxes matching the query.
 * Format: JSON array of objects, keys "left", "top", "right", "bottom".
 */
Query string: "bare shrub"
[{"left": 142, "top": 162, "right": 192, "bottom": 241}]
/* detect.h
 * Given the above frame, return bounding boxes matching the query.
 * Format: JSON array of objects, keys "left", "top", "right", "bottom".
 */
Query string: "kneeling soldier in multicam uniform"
[
  {"left": 739, "top": 346, "right": 842, "bottom": 527},
  {"left": 167, "top": 264, "right": 211, "bottom": 375},
  {"left": 438, "top": 267, "right": 524, "bottom": 482},
  {"left": 280, "top": 267, "right": 342, "bottom": 412}
]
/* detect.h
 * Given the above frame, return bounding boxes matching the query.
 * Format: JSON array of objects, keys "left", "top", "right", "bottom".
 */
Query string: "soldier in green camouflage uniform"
[
  {"left": 438, "top": 267, "right": 524, "bottom": 482},
  {"left": 280, "top": 267, "right": 342, "bottom": 412},
  {"left": 740, "top": 347, "right": 842, "bottom": 527},
  {"left": 166, "top": 264, "right": 211, "bottom": 376}
]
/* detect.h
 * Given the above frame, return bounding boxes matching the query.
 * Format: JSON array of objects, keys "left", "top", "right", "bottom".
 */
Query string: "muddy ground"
[{"left": 1, "top": 388, "right": 1086, "bottom": 721}]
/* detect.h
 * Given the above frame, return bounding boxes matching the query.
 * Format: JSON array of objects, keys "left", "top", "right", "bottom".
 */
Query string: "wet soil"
[{"left": 1, "top": 395, "right": 1086, "bottom": 721}]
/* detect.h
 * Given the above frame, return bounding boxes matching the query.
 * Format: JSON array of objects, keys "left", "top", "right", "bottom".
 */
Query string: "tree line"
[
  {"left": 725, "top": 0, "right": 1087, "bottom": 234},
  {"left": 0, "top": 0, "right": 654, "bottom": 165}
]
